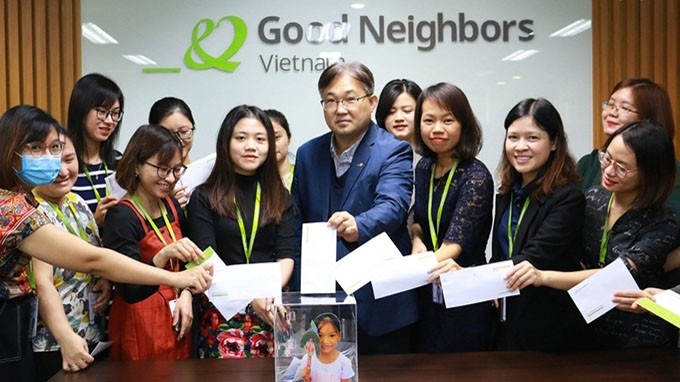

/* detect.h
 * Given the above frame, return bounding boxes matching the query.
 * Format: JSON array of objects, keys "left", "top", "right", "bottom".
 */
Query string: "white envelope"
[
  {"left": 178, "top": 152, "right": 216, "bottom": 193},
  {"left": 371, "top": 251, "right": 438, "bottom": 299},
  {"left": 104, "top": 173, "right": 127, "bottom": 199},
  {"left": 568, "top": 257, "right": 639, "bottom": 324},
  {"left": 300, "top": 222, "right": 337, "bottom": 294},
  {"left": 440, "top": 260, "right": 519, "bottom": 308},
  {"left": 335, "top": 232, "right": 402, "bottom": 295}
]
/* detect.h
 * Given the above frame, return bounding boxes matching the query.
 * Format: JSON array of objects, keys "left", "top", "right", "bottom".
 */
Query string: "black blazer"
[{"left": 491, "top": 183, "right": 588, "bottom": 351}]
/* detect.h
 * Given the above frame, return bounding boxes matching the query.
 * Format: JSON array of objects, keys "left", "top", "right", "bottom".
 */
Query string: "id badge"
[
  {"left": 168, "top": 299, "right": 177, "bottom": 314},
  {"left": 432, "top": 283, "right": 444, "bottom": 304},
  {"left": 168, "top": 299, "right": 179, "bottom": 332},
  {"left": 87, "top": 288, "right": 98, "bottom": 320},
  {"left": 28, "top": 295, "right": 39, "bottom": 338}
]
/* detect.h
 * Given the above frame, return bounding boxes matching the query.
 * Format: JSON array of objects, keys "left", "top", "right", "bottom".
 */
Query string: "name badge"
[
  {"left": 28, "top": 295, "right": 39, "bottom": 338},
  {"left": 432, "top": 283, "right": 444, "bottom": 304}
]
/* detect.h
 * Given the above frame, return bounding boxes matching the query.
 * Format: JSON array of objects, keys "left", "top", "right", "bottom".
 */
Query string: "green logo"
[{"left": 184, "top": 16, "right": 247, "bottom": 73}]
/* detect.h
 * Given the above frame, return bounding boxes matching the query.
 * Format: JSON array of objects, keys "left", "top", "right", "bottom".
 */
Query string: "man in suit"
[{"left": 291, "top": 62, "right": 418, "bottom": 354}]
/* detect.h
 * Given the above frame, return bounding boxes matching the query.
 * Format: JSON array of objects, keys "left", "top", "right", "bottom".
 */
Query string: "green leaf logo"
[{"left": 184, "top": 16, "right": 247, "bottom": 73}]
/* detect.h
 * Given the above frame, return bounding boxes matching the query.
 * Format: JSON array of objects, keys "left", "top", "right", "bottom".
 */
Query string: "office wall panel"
[
  {"left": 0, "top": 0, "right": 80, "bottom": 124},
  {"left": 592, "top": 0, "right": 680, "bottom": 155}
]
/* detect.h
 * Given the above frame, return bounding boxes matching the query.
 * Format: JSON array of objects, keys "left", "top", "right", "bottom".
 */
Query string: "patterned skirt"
[{"left": 197, "top": 294, "right": 274, "bottom": 358}]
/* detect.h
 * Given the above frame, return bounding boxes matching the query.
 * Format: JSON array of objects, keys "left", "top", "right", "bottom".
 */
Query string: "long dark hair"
[
  {"left": 414, "top": 82, "right": 482, "bottom": 160},
  {"left": 67, "top": 73, "right": 124, "bottom": 170},
  {"left": 604, "top": 121, "right": 675, "bottom": 210},
  {"left": 375, "top": 79, "right": 422, "bottom": 129},
  {"left": 497, "top": 98, "right": 580, "bottom": 199},
  {"left": 203, "top": 105, "right": 288, "bottom": 223}
]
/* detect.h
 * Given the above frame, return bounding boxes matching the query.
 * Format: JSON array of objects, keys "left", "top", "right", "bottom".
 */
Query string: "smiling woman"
[
  {"left": 186, "top": 105, "right": 297, "bottom": 359},
  {"left": 104, "top": 124, "right": 203, "bottom": 361}
]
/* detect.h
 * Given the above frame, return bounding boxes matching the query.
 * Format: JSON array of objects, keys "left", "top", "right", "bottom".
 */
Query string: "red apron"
[{"left": 108, "top": 197, "right": 191, "bottom": 360}]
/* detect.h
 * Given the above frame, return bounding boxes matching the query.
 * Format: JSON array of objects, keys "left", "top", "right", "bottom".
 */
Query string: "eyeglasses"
[
  {"left": 25, "top": 139, "right": 65, "bottom": 157},
  {"left": 94, "top": 107, "right": 124, "bottom": 122},
  {"left": 598, "top": 150, "right": 637, "bottom": 178},
  {"left": 172, "top": 126, "right": 196, "bottom": 140},
  {"left": 601, "top": 101, "right": 638, "bottom": 117},
  {"left": 144, "top": 161, "right": 187, "bottom": 179},
  {"left": 320, "top": 94, "right": 371, "bottom": 111}
]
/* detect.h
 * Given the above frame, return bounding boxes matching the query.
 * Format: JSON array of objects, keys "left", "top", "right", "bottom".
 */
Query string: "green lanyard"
[
  {"left": 599, "top": 194, "right": 614, "bottom": 266},
  {"left": 235, "top": 182, "right": 261, "bottom": 264},
  {"left": 506, "top": 194, "right": 531, "bottom": 258},
  {"left": 427, "top": 160, "right": 459, "bottom": 251},
  {"left": 46, "top": 199, "right": 89, "bottom": 241},
  {"left": 131, "top": 194, "right": 177, "bottom": 247},
  {"left": 83, "top": 162, "right": 110, "bottom": 202},
  {"left": 286, "top": 165, "right": 295, "bottom": 191}
]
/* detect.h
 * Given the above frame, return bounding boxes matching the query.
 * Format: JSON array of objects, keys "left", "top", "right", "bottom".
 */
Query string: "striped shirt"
[{"left": 72, "top": 163, "right": 112, "bottom": 213}]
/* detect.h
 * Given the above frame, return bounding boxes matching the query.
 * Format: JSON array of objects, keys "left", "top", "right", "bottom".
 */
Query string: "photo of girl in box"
[
  {"left": 297, "top": 313, "right": 355, "bottom": 382},
  {"left": 103, "top": 124, "right": 204, "bottom": 360},
  {"left": 410, "top": 83, "right": 494, "bottom": 352},
  {"left": 186, "top": 105, "right": 297, "bottom": 358}
]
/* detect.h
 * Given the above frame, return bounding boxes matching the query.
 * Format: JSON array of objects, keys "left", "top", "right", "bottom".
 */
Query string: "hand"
[
  {"left": 157, "top": 237, "right": 204, "bottom": 265},
  {"left": 59, "top": 331, "right": 93, "bottom": 372},
  {"left": 92, "top": 278, "right": 111, "bottom": 313},
  {"left": 411, "top": 237, "right": 427, "bottom": 254},
  {"left": 328, "top": 212, "right": 359, "bottom": 243},
  {"left": 172, "top": 184, "right": 190, "bottom": 208},
  {"left": 251, "top": 297, "right": 275, "bottom": 327},
  {"left": 94, "top": 195, "right": 119, "bottom": 227},
  {"left": 504, "top": 260, "right": 542, "bottom": 291},
  {"left": 301, "top": 364, "right": 311, "bottom": 382},
  {"left": 613, "top": 287, "right": 663, "bottom": 313},
  {"left": 174, "top": 263, "right": 213, "bottom": 293},
  {"left": 427, "top": 258, "right": 461, "bottom": 283},
  {"left": 172, "top": 289, "right": 193, "bottom": 340}
]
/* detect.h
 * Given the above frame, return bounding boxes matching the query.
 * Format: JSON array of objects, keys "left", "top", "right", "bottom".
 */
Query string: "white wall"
[{"left": 82, "top": 0, "right": 593, "bottom": 176}]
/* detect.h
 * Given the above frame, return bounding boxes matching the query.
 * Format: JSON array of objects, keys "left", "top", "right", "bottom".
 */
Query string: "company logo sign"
[{"left": 183, "top": 16, "right": 248, "bottom": 73}]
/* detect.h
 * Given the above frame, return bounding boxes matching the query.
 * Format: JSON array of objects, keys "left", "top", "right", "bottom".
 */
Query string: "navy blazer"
[
  {"left": 491, "top": 183, "right": 588, "bottom": 350},
  {"left": 291, "top": 122, "right": 418, "bottom": 336}
]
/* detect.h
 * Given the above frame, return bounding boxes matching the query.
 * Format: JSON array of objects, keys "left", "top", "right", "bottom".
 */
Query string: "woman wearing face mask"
[
  {"left": 103, "top": 125, "right": 205, "bottom": 360},
  {"left": 67, "top": 73, "right": 124, "bottom": 227},
  {"left": 507, "top": 121, "right": 677, "bottom": 349},
  {"left": 31, "top": 132, "right": 111, "bottom": 381},
  {"left": 187, "top": 105, "right": 297, "bottom": 358},
  {"left": 149, "top": 97, "right": 198, "bottom": 207},
  {"left": 265, "top": 109, "right": 295, "bottom": 191},
  {"left": 0, "top": 106, "right": 212, "bottom": 382}
]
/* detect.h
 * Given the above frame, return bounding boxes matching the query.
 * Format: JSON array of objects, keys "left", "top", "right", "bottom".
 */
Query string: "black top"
[
  {"left": 491, "top": 183, "right": 587, "bottom": 351},
  {"left": 413, "top": 157, "right": 493, "bottom": 267},
  {"left": 103, "top": 197, "right": 185, "bottom": 303},
  {"left": 583, "top": 186, "right": 678, "bottom": 348},
  {"left": 186, "top": 173, "right": 298, "bottom": 266}
]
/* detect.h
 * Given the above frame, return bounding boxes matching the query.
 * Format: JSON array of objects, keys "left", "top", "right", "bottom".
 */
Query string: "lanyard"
[
  {"left": 427, "top": 160, "right": 459, "bottom": 251},
  {"left": 286, "top": 165, "right": 295, "bottom": 191},
  {"left": 83, "top": 162, "right": 110, "bottom": 202},
  {"left": 506, "top": 194, "right": 530, "bottom": 258},
  {"left": 599, "top": 194, "right": 614, "bottom": 266},
  {"left": 46, "top": 199, "right": 89, "bottom": 241},
  {"left": 131, "top": 194, "right": 177, "bottom": 247},
  {"left": 235, "top": 182, "right": 261, "bottom": 264}
]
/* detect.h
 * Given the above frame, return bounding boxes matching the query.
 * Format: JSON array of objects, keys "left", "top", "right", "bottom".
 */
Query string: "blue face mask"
[{"left": 15, "top": 153, "right": 62, "bottom": 187}]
